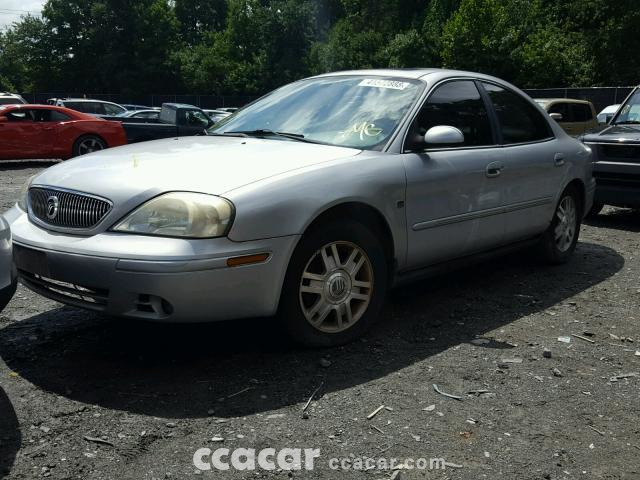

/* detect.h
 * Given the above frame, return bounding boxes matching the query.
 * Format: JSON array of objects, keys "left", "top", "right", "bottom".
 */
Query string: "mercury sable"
[{"left": 4, "top": 69, "right": 594, "bottom": 346}]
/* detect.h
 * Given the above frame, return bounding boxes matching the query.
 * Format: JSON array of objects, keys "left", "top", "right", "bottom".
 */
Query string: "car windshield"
[
  {"left": 613, "top": 89, "right": 640, "bottom": 124},
  {"left": 208, "top": 76, "right": 424, "bottom": 150}
]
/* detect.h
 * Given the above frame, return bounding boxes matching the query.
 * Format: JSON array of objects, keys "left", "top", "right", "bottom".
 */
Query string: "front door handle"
[
  {"left": 486, "top": 161, "right": 504, "bottom": 178},
  {"left": 554, "top": 153, "right": 565, "bottom": 166}
]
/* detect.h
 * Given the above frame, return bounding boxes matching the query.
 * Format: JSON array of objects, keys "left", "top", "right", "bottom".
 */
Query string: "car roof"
[
  {"left": 534, "top": 98, "right": 593, "bottom": 105},
  {"left": 61, "top": 98, "right": 122, "bottom": 105},
  {"left": 312, "top": 68, "right": 519, "bottom": 83}
]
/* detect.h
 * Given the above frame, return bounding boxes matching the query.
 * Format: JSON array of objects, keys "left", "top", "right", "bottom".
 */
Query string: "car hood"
[
  {"left": 582, "top": 124, "right": 640, "bottom": 144},
  {"left": 32, "top": 136, "right": 361, "bottom": 202}
]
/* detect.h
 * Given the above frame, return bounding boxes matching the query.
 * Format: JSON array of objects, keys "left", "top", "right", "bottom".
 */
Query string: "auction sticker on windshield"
[{"left": 358, "top": 79, "right": 410, "bottom": 90}]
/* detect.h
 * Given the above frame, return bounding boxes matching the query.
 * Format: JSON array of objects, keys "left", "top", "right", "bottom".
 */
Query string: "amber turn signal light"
[{"left": 226, "top": 253, "right": 270, "bottom": 267}]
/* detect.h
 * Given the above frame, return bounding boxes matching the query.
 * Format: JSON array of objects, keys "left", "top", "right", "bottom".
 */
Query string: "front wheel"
[
  {"left": 539, "top": 186, "right": 581, "bottom": 264},
  {"left": 73, "top": 135, "right": 107, "bottom": 157},
  {"left": 279, "top": 221, "right": 388, "bottom": 347}
]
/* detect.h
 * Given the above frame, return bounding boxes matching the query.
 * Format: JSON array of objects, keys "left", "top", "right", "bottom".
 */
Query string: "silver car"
[
  {"left": 0, "top": 215, "right": 17, "bottom": 313},
  {"left": 5, "top": 69, "right": 594, "bottom": 346}
]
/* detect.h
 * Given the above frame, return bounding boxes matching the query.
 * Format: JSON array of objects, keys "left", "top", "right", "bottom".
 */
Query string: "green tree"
[{"left": 175, "top": 0, "right": 227, "bottom": 45}]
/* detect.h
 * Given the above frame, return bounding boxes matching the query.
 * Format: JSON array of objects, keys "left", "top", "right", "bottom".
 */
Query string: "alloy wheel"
[
  {"left": 554, "top": 195, "right": 577, "bottom": 252},
  {"left": 299, "top": 241, "right": 374, "bottom": 333},
  {"left": 77, "top": 138, "right": 105, "bottom": 155}
]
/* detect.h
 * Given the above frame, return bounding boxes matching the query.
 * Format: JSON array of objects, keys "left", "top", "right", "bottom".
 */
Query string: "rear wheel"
[
  {"left": 279, "top": 220, "right": 388, "bottom": 347},
  {"left": 539, "top": 186, "right": 581, "bottom": 264},
  {"left": 73, "top": 135, "right": 107, "bottom": 157}
]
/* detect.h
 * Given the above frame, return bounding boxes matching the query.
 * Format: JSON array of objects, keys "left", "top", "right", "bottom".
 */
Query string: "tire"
[
  {"left": 72, "top": 135, "right": 107, "bottom": 157},
  {"left": 539, "top": 185, "right": 582, "bottom": 264},
  {"left": 586, "top": 202, "right": 604, "bottom": 218},
  {"left": 278, "top": 220, "right": 388, "bottom": 347}
]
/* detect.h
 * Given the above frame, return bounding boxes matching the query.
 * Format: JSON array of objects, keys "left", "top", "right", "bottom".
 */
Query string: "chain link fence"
[
  {"left": 17, "top": 93, "right": 261, "bottom": 109},
  {"left": 18, "top": 86, "right": 638, "bottom": 113}
]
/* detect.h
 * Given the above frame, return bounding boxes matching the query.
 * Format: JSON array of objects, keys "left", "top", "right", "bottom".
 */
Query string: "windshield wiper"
[
  {"left": 614, "top": 120, "right": 640, "bottom": 125},
  {"left": 226, "top": 129, "right": 319, "bottom": 144},
  {"left": 206, "top": 131, "right": 249, "bottom": 138}
]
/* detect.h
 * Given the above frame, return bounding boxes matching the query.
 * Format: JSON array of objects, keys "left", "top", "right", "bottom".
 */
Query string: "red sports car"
[{"left": 0, "top": 104, "right": 127, "bottom": 160}]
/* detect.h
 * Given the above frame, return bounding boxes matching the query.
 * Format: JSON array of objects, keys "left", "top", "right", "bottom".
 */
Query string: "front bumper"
[{"left": 5, "top": 206, "right": 299, "bottom": 322}]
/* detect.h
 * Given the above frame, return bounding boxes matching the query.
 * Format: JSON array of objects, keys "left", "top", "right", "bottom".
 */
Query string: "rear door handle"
[
  {"left": 554, "top": 153, "right": 565, "bottom": 166},
  {"left": 486, "top": 161, "right": 504, "bottom": 178}
]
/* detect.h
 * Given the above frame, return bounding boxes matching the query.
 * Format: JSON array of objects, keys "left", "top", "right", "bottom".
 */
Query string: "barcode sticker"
[{"left": 358, "top": 79, "right": 410, "bottom": 90}]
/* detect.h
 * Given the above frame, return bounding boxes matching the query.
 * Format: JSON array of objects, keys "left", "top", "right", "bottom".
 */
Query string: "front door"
[{"left": 401, "top": 79, "right": 505, "bottom": 268}]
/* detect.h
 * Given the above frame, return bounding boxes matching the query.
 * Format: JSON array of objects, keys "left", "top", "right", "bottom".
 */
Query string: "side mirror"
[
  {"left": 0, "top": 116, "right": 7, "bottom": 123},
  {"left": 424, "top": 125, "right": 464, "bottom": 146},
  {"left": 549, "top": 112, "right": 563, "bottom": 121}
]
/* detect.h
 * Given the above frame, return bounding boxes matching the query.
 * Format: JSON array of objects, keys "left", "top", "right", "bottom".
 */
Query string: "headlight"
[
  {"left": 17, "top": 175, "right": 36, "bottom": 211},
  {"left": 112, "top": 192, "right": 234, "bottom": 238}
]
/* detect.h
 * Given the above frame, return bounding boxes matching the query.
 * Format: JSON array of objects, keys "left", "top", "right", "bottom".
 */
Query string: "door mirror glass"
[
  {"left": 549, "top": 112, "right": 563, "bottom": 121},
  {"left": 424, "top": 125, "right": 465, "bottom": 145}
]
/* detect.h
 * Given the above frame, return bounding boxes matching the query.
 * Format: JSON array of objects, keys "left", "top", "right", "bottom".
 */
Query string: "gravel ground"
[{"left": 1, "top": 162, "right": 639, "bottom": 480}]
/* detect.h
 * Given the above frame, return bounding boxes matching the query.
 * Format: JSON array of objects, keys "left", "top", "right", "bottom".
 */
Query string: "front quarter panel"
[{"left": 224, "top": 152, "right": 408, "bottom": 269}]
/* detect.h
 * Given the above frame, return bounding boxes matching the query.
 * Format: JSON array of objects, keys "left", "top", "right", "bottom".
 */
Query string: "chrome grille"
[{"left": 29, "top": 187, "right": 112, "bottom": 229}]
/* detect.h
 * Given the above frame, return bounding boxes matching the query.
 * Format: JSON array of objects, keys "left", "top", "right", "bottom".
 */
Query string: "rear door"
[
  {"left": 480, "top": 82, "right": 564, "bottom": 242},
  {"left": 401, "top": 79, "right": 505, "bottom": 267}
]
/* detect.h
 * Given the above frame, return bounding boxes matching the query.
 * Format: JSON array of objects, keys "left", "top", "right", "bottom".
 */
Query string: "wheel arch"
[
  {"left": 564, "top": 178, "right": 586, "bottom": 215},
  {"left": 72, "top": 133, "right": 108, "bottom": 157},
  {"left": 300, "top": 201, "right": 397, "bottom": 277}
]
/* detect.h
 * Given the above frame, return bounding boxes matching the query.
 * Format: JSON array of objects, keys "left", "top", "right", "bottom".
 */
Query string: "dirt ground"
[{"left": 0, "top": 162, "right": 639, "bottom": 480}]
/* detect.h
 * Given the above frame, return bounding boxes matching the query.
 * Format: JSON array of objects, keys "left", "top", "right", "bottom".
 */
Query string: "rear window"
[
  {"left": 65, "top": 102, "right": 105, "bottom": 114},
  {"left": 159, "top": 108, "right": 176, "bottom": 124},
  {"left": 572, "top": 104, "right": 593, "bottom": 122},
  {"left": 548, "top": 102, "right": 571, "bottom": 121},
  {"left": 482, "top": 83, "right": 552, "bottom": 144}
]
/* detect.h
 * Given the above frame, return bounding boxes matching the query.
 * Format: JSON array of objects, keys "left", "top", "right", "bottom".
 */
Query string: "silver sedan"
[
  {"left": 5, "top": 69, "right": 594, "bottom": 346},
  {"left": 0, "top": 215, "right": 17, "bottom": 312}
]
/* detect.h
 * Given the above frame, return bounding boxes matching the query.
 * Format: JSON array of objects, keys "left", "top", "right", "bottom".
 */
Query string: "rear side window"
[
  {"left": 413, "top": 80, "right": 493, "bottom": 147},
  {"left": 482, "top": 83, "right": 552, "bottom": 144},
  {"left": 572, "top": 104, "right": 593, "bottom": 122},
  {"left": 66, "top": 102, "right": 104, "bottom": 114},
  {"left": 0, "top": 98, "right": 21, "bottom": 105},
  {"left": 49, "top": 110, "right": 72, "bottom": 122}
]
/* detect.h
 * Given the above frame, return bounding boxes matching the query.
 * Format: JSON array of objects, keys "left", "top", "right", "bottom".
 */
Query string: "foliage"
[{"left": 0, "top": 0, "right": 638, "bottom": 95}]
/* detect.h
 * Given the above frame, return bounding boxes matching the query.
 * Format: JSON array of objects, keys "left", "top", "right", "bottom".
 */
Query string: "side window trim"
[
  {"left": 402, "top": 77, "right": 498, "bottom": 153},
  {"left": 475, "top": 79, "right": 502, "bottom": 145}
]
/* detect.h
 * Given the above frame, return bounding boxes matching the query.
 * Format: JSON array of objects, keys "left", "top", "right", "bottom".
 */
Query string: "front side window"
[
  {"left": 185, "top": 110, "right": 210, "bottom": 127},
  {"left": 6, "top": 110, "right": 35, "bottom": 121},
  {"left": 210, "top": 76, "right": 424, "bottom": 150},
  {"left": 482, "top": 83, "right": 552, "bottom": 144},
  {"left": 409, "top": 80, "right": 493, "bottom": 148}
]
